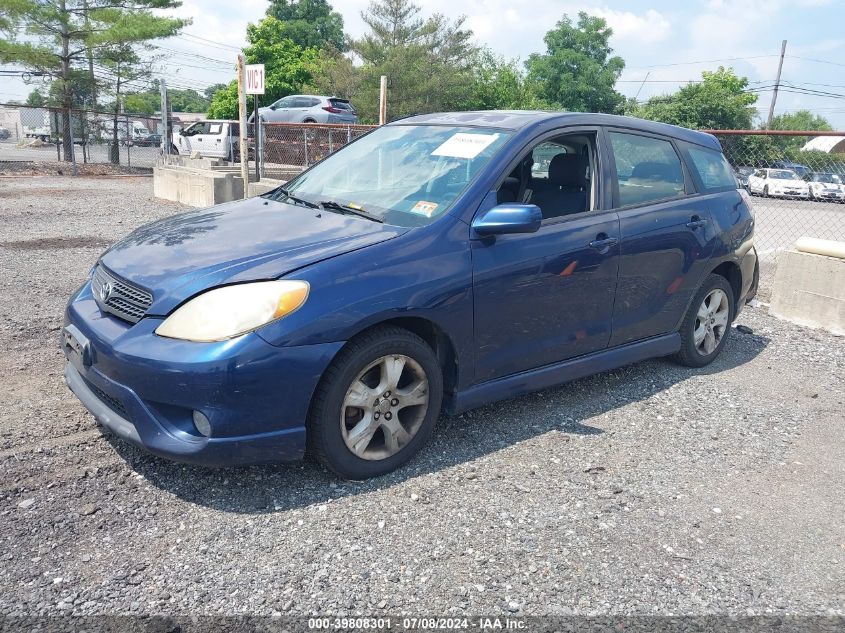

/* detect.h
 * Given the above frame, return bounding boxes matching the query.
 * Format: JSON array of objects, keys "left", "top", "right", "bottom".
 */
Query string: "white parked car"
[
  {"left": 805, "top": 172, "right": 844, "bottom": 202},
  {"left": 747, "top": 168, "right": 809, "bottom": 198}
]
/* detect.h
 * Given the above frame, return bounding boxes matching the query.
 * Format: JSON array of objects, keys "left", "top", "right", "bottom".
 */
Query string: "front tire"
[
  {"left": 307, "top": 326, "right": 443, "bottom": 479},
  {"left": 673, "top": 274, "right": 735, "bottom": 368}
]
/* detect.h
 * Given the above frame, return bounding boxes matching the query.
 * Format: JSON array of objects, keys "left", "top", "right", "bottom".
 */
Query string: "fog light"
[{"left": 192, "top": 410, "right": 211, "bottom": 437}]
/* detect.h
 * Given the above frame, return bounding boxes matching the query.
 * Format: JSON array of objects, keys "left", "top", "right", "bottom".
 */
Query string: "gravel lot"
[{"left": 0, "top": 177, "right": 843, "bottom": 618}]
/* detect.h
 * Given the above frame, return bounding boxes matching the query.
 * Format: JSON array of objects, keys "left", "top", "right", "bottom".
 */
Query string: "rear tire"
[
  {"left": 307, "top": 326, "right": 443, "bottom": 479},
  {"left": 673, "top": 274, "right": 735, "bottom": 368}
]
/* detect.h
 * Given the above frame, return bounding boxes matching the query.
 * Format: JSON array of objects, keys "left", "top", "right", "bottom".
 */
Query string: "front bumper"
[{"left": 62, "top": 283, "right": 343, "bottom": 466}]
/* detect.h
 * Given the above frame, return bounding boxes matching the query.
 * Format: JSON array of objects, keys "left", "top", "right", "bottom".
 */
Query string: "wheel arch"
[
  {"left": 344, "top": 316, "right": 460, "bottom": 402},
  {"left": 710, "top": 260, "right": 743, "bottom": 309}
]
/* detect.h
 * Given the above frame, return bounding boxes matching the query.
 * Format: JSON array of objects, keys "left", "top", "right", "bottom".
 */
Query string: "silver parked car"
[{"left": 252, "top": 95, "right": 358, "bottom": 124}]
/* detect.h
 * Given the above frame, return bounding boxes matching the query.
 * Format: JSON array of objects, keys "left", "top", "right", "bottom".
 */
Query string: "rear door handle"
[
  {"left": 686, "top": 215, "right": 707, "bottom": 229},
  {"left": 588, "top": 236, "right": 619, "bottom": 250}
]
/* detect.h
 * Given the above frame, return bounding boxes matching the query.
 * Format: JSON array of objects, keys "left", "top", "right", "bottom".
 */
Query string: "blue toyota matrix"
[{"left": 62, "top": 111, "right": 758, "bottom": 479}]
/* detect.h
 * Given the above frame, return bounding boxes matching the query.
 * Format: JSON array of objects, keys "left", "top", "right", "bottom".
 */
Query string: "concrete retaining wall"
[
  {"left": 771, "top": 249, "right": 845, "bottom": 336},
  {"left": 153, "top": 154, "right": 286, "bottom": 207},
  {"left": 153, "top": 163, "right": 243, "bottom": 207}
]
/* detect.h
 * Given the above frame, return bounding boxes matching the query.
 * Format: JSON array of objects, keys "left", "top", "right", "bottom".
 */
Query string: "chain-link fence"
[
  {"left": 0, "top": 103, "right": 179, "bottom": 174},
  {"left": 4, "top": 105, "right": 844, "bottom": 262},
  {"left": 259, "top": 122, "right": 376, "bottom": 180},
  {"left": 707, "top": 130, "right": 845, "bottom": 259}
]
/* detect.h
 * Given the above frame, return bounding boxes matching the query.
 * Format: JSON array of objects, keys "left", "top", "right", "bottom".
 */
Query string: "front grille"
[
  {"left": 91, "top": 265, "right": 153, "bottom": 324},
  {"left": 84, "top": 377, "right": 128, "bottom": 418}
]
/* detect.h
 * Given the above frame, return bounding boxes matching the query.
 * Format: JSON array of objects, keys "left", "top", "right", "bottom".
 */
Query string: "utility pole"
[
  {"left": 379, "top": 75, "right": 387, "bottom": 125},
  {"left": 766, "top": 39, "right": 787, "bottom": 129},
  {"left": 236, "top": 53, "right": 249, "bottom": 198},
  {"left": 160, "top": 79, "right": 170, "bottom": 155}
]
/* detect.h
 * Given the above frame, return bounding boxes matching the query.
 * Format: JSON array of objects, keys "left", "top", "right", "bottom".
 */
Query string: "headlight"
[{"left": 155, "top": 280, "right": 309, "bottom": 342}]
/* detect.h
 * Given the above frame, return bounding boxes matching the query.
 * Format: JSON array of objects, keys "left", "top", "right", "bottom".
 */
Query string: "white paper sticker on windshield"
[{"left": 432, "top": 133, "right": 499, "bottom": 159}]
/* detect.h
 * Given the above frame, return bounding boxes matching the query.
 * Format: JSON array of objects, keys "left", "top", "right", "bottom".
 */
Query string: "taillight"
[{"left": 323, "top": 106, "right": 343, "bottom": 114}]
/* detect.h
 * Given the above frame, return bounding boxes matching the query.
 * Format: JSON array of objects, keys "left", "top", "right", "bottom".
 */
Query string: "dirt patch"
[{"left": 0, "top": 236, "right": 111, "bottom": 250}]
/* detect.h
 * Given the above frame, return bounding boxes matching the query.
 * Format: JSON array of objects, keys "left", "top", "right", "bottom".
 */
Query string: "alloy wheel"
[
  {"left": 694, "top": 288, "right": 730, "bottom": 356},
  {"left": 340, "top": 354, "right": 429, "bottom": 461}
]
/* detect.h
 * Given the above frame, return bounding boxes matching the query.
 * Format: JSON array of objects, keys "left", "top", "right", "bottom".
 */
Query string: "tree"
[
  {"left": 25, "top": 89, "right": 45, "bottom": 106},
  {"left": 0, "top": 0, "right": 187, "bottom": 161},
  {"left": 98, "top": 44, "right": 151, "bottom": 163},
  {"left": 123, "top": 92, "right": 160, "bottom": 115},
  {"left": 207, "top": 16, "right": 318, "bottom": 119},
  {"left": 461, "top": 50, "right": 536, "bottom": 111},
  {"left": 351, "top": 0, "right": 478, "bottom": 122},
  {"left": 266, "top": 0, "right": 345, "bottom": 51},
  {"left": 769, "top": 109, "right": 833, "bottom": 152},
  {"left": 525, "top": 12, "right": 625, "bottom": 113},
  {"left": 204, "top": 83, "right": 228, "bottom": 101},
  {"left": 632, "top": 67, "right": 758, "bottom": 130},
  {"left": 305, "top": 48, "right": 361, "bottom": 100}
]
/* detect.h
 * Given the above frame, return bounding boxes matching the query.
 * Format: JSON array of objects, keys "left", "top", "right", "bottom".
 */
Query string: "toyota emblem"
[{"left": 99, "top": 281, "right": 113, "bottom": 303}]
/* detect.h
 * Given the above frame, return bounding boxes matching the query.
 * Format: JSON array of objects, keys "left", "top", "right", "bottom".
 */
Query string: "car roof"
[{"left": 394, "top": 110, "right": 722, "bottom": 151}]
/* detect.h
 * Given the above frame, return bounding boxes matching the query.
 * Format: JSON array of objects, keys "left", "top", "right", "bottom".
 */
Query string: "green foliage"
[
  {"left": 122, "top": 88, "right": 210, "bottom": 115},
  {"left": 124, "top": 92, "right": 160, "bottom": 115},
  {"left": 204, "top": 83, "right": 228, "bottom": 101},
  {"left": 632, "top": 67, "right": 758, "bottom": 130},
  {"left": 770, "top": 109, "right": 833, "bottom": 133},
  {"left": 0, "top": 0, "right": 188, "bottom": 117},
  {"left": 207, "top": 81, "right": 239, "bottom": 119},
  {"left": 266, "top": 0, "right": 345, "bottom": 51},
  {"left": 460, "top": 49, "right": 537, "bottom": 111},
  {"left": 769, "top": 109, "right": 833, "bottom": 152},
  {"left": 525, "top": 12, "right": 625, "bottom": 113},
  {"left": 25, "top": 89, "right": 45, "bottom": 106},
  {"left": 304, "top": 47, "right": 361, "bottom": 100},
  {"left": 207, "top": 16, "right": 318, "bottom": 119},
  {"left": 349, "top": 0, "right": 478, "bottom": 123}
]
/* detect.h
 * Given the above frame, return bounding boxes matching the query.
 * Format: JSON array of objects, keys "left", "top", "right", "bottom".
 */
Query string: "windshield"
[
  {"left": 770, "top": 169, "right": 799, "bottom": 180},
  {"left": 272, "top": 125, "right": 511, "bottom": 227},
  {"left": 813, "top": 173, "right": 842, "bottom": 184}
]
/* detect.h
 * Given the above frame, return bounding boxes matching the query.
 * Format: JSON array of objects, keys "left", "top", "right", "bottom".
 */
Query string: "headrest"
[
  {"left": 548, "top": 153, "right": 585, "bottom": 189},
  {"left": 631, "top": 161, "right": 682, "bottom": 182}
]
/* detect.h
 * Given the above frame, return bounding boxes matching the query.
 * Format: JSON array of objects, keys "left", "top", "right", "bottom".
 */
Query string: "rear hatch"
[{"left": 326, "top": 98, "right": 357, "bottom": 123}]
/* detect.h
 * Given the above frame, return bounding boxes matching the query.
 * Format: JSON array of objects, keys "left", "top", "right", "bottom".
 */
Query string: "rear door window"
[
  {"left": 684, "top": 145, "right": 738, "bottom": 192},
  {"left": 609, "top": 132, "right": 686, "bottom": 206}
]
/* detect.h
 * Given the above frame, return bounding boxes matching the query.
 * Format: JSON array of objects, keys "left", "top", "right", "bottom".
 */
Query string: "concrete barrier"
[
  {"left": 771, "top": 246, "right": 845, "bottom": 336},
  {"left": 153, "top": 154, "right": 287, "bottom": 207}
]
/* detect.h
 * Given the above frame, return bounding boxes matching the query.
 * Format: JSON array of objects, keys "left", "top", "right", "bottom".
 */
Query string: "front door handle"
[
  {"left": 686, "top": 215, "right": 707, "bottom": 229},
  {"left": 588, "top": 235, "right": 619, "bottom": 251}
]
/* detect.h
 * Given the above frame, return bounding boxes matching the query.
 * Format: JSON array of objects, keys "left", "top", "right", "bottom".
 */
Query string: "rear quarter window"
[
  {"left": 608, "top": 132, "right": 686, "bottom": 206},
  {"left": 685, "top": 144, "right": 738, "bottom": 192}
]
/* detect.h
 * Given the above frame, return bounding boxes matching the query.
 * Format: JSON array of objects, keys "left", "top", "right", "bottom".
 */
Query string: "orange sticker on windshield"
[{"left": 410, "top": 201, "right": 439, "bottom": 217}]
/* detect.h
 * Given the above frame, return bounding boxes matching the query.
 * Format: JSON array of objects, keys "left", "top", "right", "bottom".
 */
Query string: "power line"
[
  {"left": 787, "top": 54, "right": 845, "bottom": 69},
  {"left": 625, "top": 54, "right": 778, "bottom": 70},
  {"left": 179, "top": 33, "right": 242, "bottom": 52}
]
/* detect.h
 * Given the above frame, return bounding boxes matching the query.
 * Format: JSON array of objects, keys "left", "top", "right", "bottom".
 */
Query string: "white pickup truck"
[{"left": 174, "top": 120, "right": 239, "bottom": 160}]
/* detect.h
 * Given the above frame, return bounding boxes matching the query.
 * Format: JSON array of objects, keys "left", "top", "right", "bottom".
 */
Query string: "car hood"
[
  {"left": 99, "top": 196, "right": 407, "bottom": 315},
  {"left": 770, "top": 178, "right": 806, "bottom": 186}
]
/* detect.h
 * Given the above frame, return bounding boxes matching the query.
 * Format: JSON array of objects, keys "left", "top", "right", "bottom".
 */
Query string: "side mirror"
[
  {"left": 471, "top": 204, "right": 542, "bottom": 237},
  {"left": 269, "top": 104, "right": 277, "bottom": 110}
]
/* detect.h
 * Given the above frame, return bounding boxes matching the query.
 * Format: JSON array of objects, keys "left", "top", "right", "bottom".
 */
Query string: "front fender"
[{"left": 255, "top": 218, "right": 476, "bottom": 388}]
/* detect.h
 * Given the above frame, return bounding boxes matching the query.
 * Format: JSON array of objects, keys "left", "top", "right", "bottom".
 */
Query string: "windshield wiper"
[
  {"left": 318, "top": 200, "right": 384, "bottom": 223},
  {"left": 271, "top": 188, "right": 320, "bottom": 209}
]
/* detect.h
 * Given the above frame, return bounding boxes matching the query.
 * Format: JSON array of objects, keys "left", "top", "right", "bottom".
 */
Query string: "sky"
[{"left": 2, "top": 0, "right": 845, "bottom": 127}]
